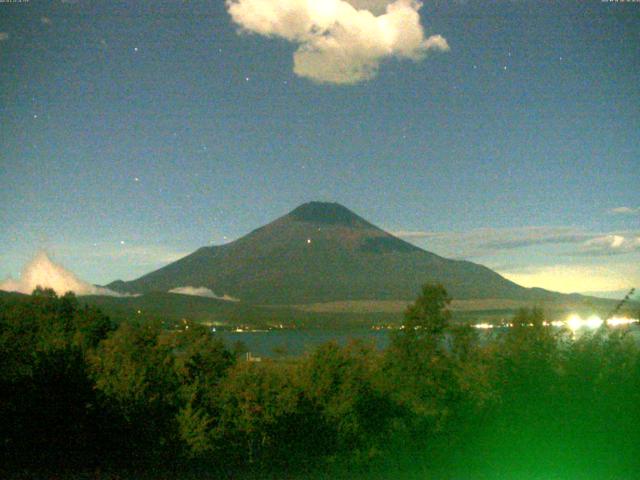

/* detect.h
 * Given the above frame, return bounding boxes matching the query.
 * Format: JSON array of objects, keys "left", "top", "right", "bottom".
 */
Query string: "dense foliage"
[{"left": 1, "top": 286, "right": 639, "bottom": 478}]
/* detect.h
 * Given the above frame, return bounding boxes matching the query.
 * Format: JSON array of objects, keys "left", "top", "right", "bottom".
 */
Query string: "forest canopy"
[{"left": 1, "top": 286, "right": 639, "bottom": 478}]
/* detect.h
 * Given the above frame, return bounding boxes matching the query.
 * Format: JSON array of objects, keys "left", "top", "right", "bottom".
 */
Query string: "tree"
[
  {"left": 297, "top": 340, "right": 392, "bottom": 459},
  {"left": 495, "top": 307, "right": 560, "bottom": 396},
  {"left": 403, "top": 283, "right": 452, "bottom": 338},
  {"left": 383, "top": 284, "right": 456, "bottom": 434},
  {"left": 0, "top": 289, "right": 112, "bottom": 469},
  {"left": 215, "top": 360, "right": 299, "bottom": 467},
  {"left": 89, "top": 319, "right": 183, "bottom": 465}
]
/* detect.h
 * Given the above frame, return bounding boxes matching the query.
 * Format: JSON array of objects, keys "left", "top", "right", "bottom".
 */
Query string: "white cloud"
[
  {"left": 394, "top": 226, "right": 640, "bottom": 259},
  {"left": 391, "top": 225, "right": 640, "bottom": 294},
  {"left": 0, "top": 33, "right": 9, "bottom": 42},
  {"left": 609, "top": 206, "right": 640, "bottom": 215},
  {"left": 576, "top": 235, "right": 640, "bottom": 256},
  {"left": 393, "top": 226, "right": 597, "bottom": 258},
  {"left": 226, "top": 0, "right": 449, "bottom": 84},
  {"left": 169, "top": 286, "right": 240, "bottom": 302},
  {"left": 0, "top": 251, "right": 123, "bottom": 297},
  {"left": 4, "top": 242, "right": 192, "bottom": 285}
]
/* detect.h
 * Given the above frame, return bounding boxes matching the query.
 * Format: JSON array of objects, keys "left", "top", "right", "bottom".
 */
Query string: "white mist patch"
[
  {"left": 0, "top": 251, "right": 124, "bottom": 297},
  {"left": 169, "top": 286, "right": 240, "bottom": 302}
]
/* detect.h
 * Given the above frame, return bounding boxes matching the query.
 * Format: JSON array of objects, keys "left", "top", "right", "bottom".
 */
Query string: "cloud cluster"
[
  {"left": 609, "top": 206, "right": 640, "bottom": 215},
  {"left": 394, "top": 226, "right": 597, "bottom": 258},
  {"left": 0, "top": 252, "right": 123, "bottom": 297},
  {"left": 576, "top": 235, "right": 640, "bottom": 257},
  {"left": 394, "top": 226, "right": 640, "bottom": 261},
  {"left": 226, "top": 0, "right": 449, "bottom": 84},
  {"left": 391, "top": 225, "right": 640, "bottom": 294},
  {"left": 169, "top": 286, "right": 240, "bottom": 302},
  {"left": 482, "top": 229, "right": 592, "bottom": 250},
  {"left": 0, "top": 32, "right": 9, "bottom": 42}
]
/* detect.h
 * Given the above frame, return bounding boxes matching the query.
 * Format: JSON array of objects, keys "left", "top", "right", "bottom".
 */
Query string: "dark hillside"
[{"left": 108, "top": 202, "right": 590, "bottom": 305}]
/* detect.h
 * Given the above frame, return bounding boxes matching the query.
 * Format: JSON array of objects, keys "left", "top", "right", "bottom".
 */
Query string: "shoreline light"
[
  {"left": 585, "top": 315, "right": 604, "bottom": 330},
  {"left": 469, "top": 315, "right": 639, "bottom": 331},
  {"left": 473, "top": 323, "right": 494, "bottom": 330},
  {"left": 567, "top": 314, "right": 584, "bottom": 332},
  {"left": 607, "top": 316, "right": 638, "bottom": 327},
  {"left": 565, "top": 313, "right": 638, "bottom": 332}
]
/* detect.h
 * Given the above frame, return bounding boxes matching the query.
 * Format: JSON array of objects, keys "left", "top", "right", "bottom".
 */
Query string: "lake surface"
[
  {"left": 218, "top": 329, "right": 391, "bottom": 357},
  {"left": 218, "top": 324, "right": 640, "bottom": 358}
]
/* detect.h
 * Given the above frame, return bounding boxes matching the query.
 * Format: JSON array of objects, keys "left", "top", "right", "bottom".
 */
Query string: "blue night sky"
[{"left": 1, "top": 0, "right": 638, "bottom": 296}]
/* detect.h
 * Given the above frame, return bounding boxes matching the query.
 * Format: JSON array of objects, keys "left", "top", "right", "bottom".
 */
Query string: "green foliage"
[
  {"left": 91, "top": 319, "right": 178, "bottom": 411},
  {"left": 0, "top": 288, "right": 116, "bottom": 469},
  {"left": 89, "top": 319, "right": 234, "bottom": 464},
  {"left": 495, "top": 307, "right": 562, "bottom": 396},
  {"left": 1, "top": 285, "right": 640, "bottom": 478},
  {"left": 298, "top": 341, "right": 392, "bottom": 457},
  {"left": 177, "top": 402, "right": 214, "bottom": 458},
  {"left": 402, "top": 283, "right": 452, "bottom": 337},
  {"left": 215, "top": 360, "right": 300, "bottom": 466},
  {"left": 384, "top": 284, "right": 458, "bottom": 432}
]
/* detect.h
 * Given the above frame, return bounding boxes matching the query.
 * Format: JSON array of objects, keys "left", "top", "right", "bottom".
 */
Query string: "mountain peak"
[
  {"left": 110, "top": 201, "right": 544, "bottom": 305},
  {"left": 287, "top": 201, "right": 370, "bottom": 227}
]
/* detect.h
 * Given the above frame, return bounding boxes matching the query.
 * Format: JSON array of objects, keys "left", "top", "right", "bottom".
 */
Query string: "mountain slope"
[{"left": 108, "top": 202, "right": 567, "bottom": 305}]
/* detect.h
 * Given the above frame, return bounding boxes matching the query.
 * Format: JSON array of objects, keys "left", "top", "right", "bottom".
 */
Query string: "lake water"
[
  {"left": 218, "top": 329, "right": 390, "bottom": 357},
  {"left": 218, "top": 323, "right": 640, "bottom": 358}
]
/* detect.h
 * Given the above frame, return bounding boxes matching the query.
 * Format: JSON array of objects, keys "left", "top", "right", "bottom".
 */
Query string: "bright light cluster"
[
  {"left": 471, "top": 315, "right": 638, "bottom": 331},
  {"left": 605, "top": 316, "right": 639, "bottom": 327},
  {"left": 565, "top": 313, "right": 638, "bottom": 332},
  {"left": 473, "top": 323, "right": 494, "bottom": 330},
  {"left": 547, "top": 321, "right": 566, "bottom": 328},
  {"left": 566, "top": 314, "right": 602, "bottom": 331}
]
